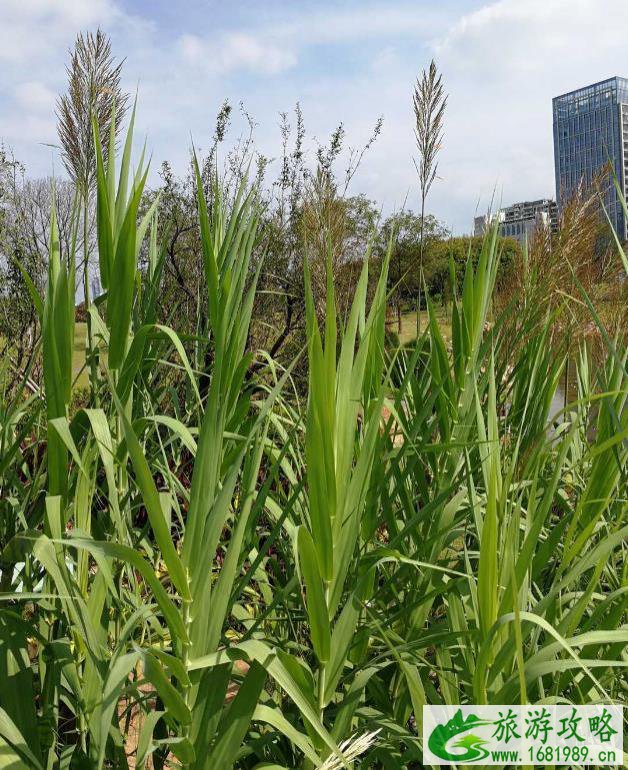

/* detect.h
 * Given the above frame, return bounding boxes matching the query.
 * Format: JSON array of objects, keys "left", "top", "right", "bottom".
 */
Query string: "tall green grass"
[{"left": 0, "top": 110, "right": 625, "bottom": 769}]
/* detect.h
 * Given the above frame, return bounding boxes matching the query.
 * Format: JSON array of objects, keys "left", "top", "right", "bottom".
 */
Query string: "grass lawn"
[
  {"left": 68, "top": 307, "right": 457, "bottom": 391},
  {"left": 392, "top": 303, "right": 452, "bottom": 346},
  {"left": 73, "top": 322, "right": 113, "bottom": 391},
  {"left": 2, "top": 323, "right": 90, "bottom": 392},
  {"left": 72, "top": 322, "right": 92, "bottom": 389}
]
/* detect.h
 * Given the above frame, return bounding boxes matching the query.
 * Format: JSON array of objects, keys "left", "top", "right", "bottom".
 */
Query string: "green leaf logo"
[{"left": 428, "top": 709, "right": 493, "bottom": 763}]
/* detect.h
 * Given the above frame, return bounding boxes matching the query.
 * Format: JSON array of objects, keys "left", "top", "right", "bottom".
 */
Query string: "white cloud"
[
  {"left": 13, "top": 81, "right": 57, "bottom": 112},
  {"left": 177, "top": 3, "right": 451, "bottom": 79},
  {"left": 179, "top": 32, "right": 297, "bottom": 76},
  {"left": 1, "top": 0, "right": 115, "bottom": 25},
  {"left": 0, "top": 0, "right": 119, "bottom": 63},
  {"left": 272, "top": 5, "right": 447, "bottom": 46},
  {"left": 436, "top": 0, "right": 628, "bottom": 79},
  {"left": 3, "top": 0, "right": 628, "bottom": 234},
  {"left": 0, "top": 0, "right": 152, "bottom": 174},
  {"left": 424, "top": 0, "right": 628, "bottom": 229}
]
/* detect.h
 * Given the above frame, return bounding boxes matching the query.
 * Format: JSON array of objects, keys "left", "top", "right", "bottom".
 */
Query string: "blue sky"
[{"left": 2, "top": 0, "right": 628, "bottom": 232}]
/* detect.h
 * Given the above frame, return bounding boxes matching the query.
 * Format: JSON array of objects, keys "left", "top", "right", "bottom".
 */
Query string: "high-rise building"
[
  {"left": 474, "top": 199, "right": 557, "bottom": 247},
  {"left": 553, "top": 77, "right": 628, "bottom": 241}
]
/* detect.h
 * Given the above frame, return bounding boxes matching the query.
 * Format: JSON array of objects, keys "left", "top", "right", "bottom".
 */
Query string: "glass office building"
[{"left": 553, "top": 77, "right": 628, "bottom": 240}]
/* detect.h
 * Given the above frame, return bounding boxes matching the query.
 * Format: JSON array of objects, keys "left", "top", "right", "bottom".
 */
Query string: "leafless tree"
[
  {"left": 7, "top": 175, "right": 84, "bottom": 269},
  {"left": 0, "top": 156, "right": 82, "bottom": 389}
]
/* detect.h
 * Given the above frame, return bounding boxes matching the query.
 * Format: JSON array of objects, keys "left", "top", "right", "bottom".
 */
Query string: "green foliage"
[
  {"left": 0, "top": 107, "right": 625, "bottom": 770},
  {"left": 382, "top": 209, "right": 520, "bottom": 303},
  {"left": 428, "top": 233, "right": 520, "bottom": 295}
]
